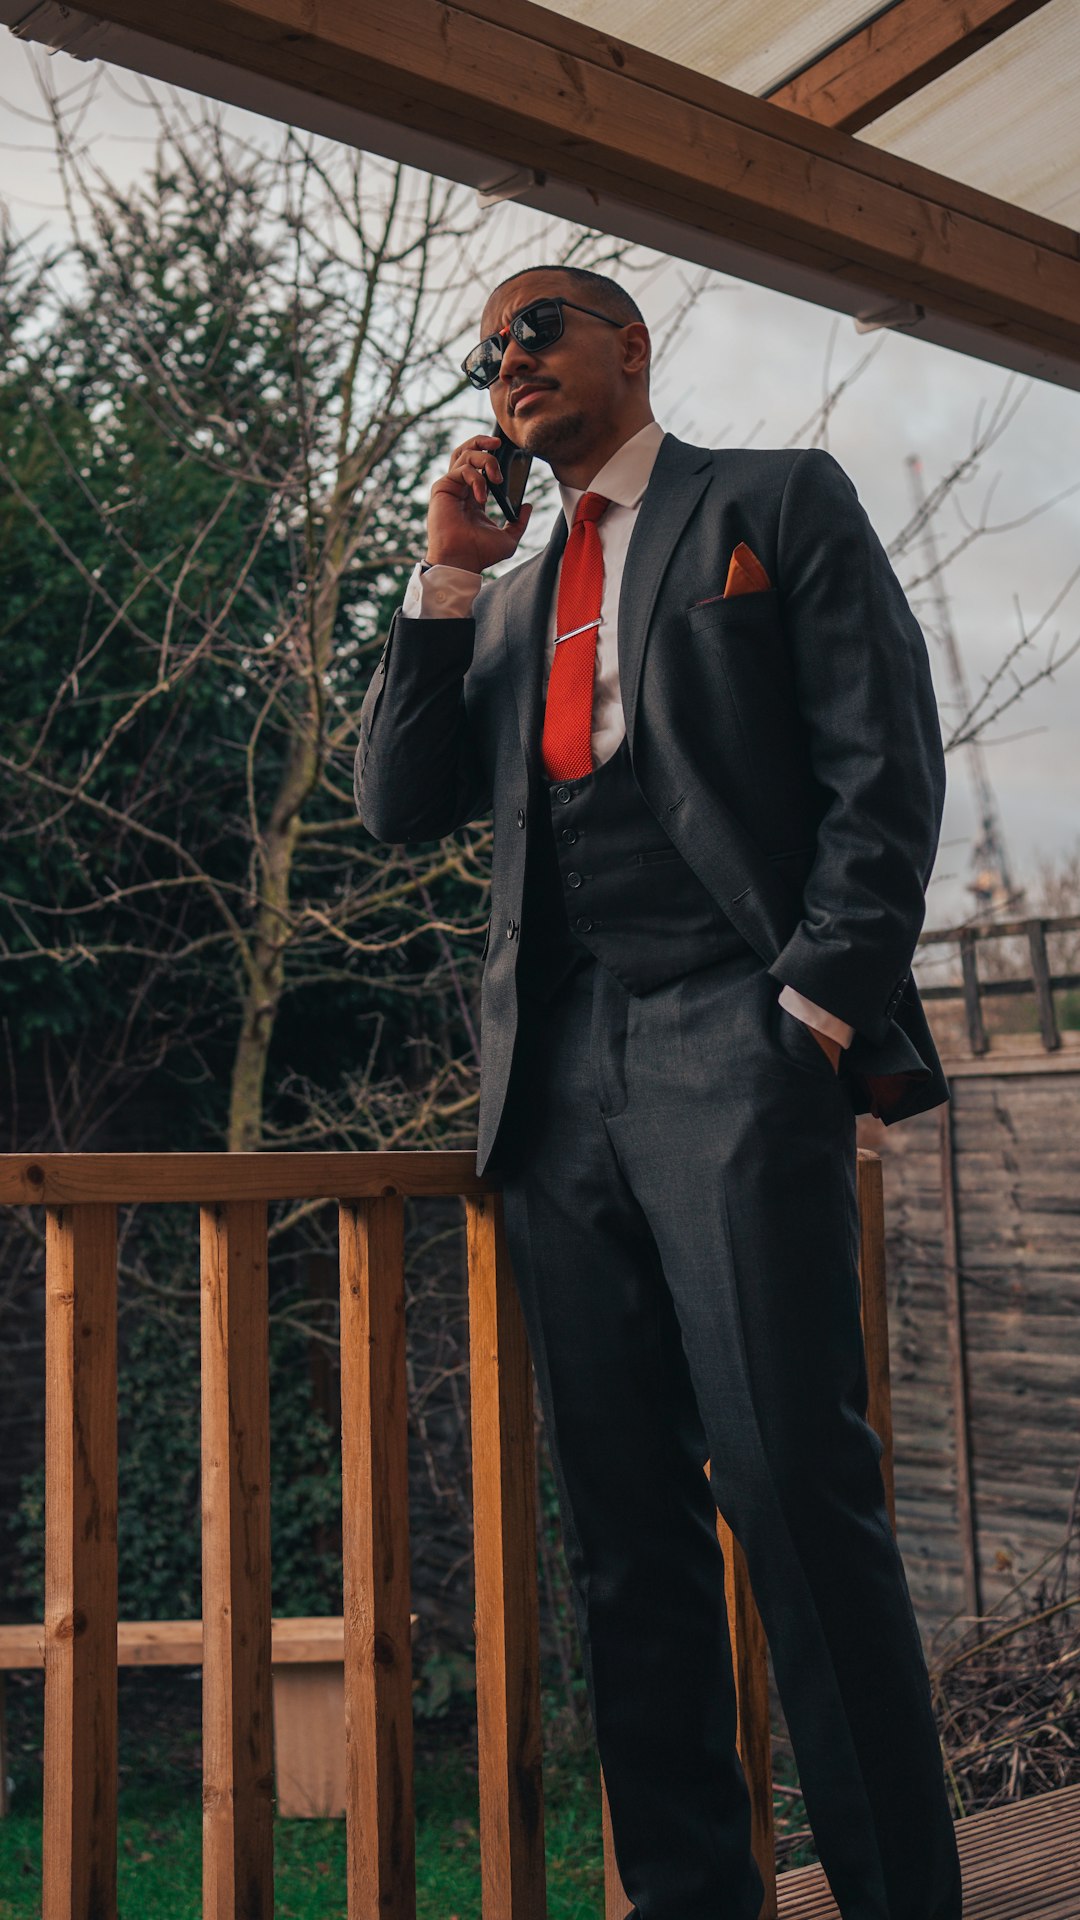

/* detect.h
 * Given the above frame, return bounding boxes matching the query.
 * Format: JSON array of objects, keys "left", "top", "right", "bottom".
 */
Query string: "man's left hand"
[{"left": 806, "top": 1026, "right": 842, "bottom": 1073}]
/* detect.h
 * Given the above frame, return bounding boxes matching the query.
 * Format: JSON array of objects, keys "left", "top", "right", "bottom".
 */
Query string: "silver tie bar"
[{"left": 553, "top": 618, "right": 601, "bottom": 646}]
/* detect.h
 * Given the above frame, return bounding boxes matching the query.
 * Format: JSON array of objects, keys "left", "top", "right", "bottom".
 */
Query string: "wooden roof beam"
[
  {"left": 4, "top": 0, "right": 1080, "bottom": 388},
  {"left": 767, "top": 0, "right": 1055, "bottom": 133}
]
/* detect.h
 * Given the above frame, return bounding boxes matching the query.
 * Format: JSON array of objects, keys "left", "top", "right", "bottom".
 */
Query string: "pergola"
[
  {"left": 3, "top": 0, "right": 1079, "bottom": 391},
  {"left": 2, "top": 5, "right": 1078, "bottom": 1920}
]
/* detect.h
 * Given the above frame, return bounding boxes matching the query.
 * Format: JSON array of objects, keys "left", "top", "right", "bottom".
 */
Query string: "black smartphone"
[{"left": 487, "top": 425, "right": 533, "bottom": 525}]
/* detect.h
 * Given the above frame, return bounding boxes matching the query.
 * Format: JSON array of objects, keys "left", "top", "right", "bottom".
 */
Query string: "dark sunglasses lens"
[
  {"left": 512, "top": 301, "right": 563, "bottom": 350},
  {"left": 464, "top": 339, "right": 500, "bottom": 388},
  {"left": 463, "top": 301, "right": 564, "bottom": 388}
]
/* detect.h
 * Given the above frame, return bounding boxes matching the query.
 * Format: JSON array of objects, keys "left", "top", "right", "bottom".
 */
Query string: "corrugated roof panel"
[
  {"left": 858, "top": 0, "right": 1080, "bottom": 223},
  {"left": 536, "top": 0, "right": 887, "bottom": 95}
]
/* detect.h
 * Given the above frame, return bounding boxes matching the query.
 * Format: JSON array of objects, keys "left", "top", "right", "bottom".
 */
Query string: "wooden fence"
[
  {"left": 860, "top": 914, "right": 1080, "bottom": 1639},
  {"left": 0, "top": 1148, "right": 891, "bottom": 1920}
]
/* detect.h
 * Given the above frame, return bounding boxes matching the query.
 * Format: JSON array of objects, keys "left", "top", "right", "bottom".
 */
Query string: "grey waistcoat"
[{"left": 517, "top": 735, "right": 750, "bottom": 1003}]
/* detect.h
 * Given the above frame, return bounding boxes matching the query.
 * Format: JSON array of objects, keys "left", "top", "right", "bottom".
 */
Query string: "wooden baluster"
[
  {"left": 717, "top": 1516, "right": 777, "bottom": 1920},
  {"left": 338, "top": 1196, "right": 415, "bottom": 1920},
  {"left": 938, "top": 1107, "right": 983, "bottom": 1624},
  {"left": 856, "top": 1150, "right": 896, "bottom": 1533},
  {"left": 601, "top": 1772, "right": 628, "bottom": 1918},
  {"left": 1027, "top": 918, "right": 1061, "bottom": 1052},
  {"left": 959, "top": 931, "right": 988, "bottom": 1055},
  {"left": 43, "top": 1202, "right": 118, "bottom": 1920},
  {"left": 465, "top": 1192, "right": 547, "bottom": 1920},
  {"left": 200, "top": 1199, "right": 274, "bottom": 1920}
]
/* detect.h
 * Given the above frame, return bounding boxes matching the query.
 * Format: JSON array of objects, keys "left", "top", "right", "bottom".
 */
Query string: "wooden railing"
[
  {"left": 0, "top": 1148, "right": 892, "bottom": 1920},
  {"left": 919, "top": 912, "right": 1080, "bottom": 1055}
]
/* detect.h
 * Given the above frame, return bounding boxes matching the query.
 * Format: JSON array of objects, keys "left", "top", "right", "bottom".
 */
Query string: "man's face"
[{"left": 477, "top": 270, "right": 643, "bottom": 462}]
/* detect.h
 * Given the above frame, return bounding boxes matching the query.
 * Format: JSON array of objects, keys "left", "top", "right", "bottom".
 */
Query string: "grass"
[
  {"left": 0, "top": 1753, "right": 606, "bottom": 1919},
  {"left": 0, "top": 1670, "right": 815, "bottom": 1917},
  {"left": 0, "top": 1669, "right": 609, "bottom": 1919}
]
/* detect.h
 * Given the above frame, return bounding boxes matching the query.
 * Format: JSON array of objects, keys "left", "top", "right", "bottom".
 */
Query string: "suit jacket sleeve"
[
  {"left": 354, "top": 608, "right": 491, "bottom": 842},
  {"left": 766, "top": 447, "right": 945, "bottom": 1044}
]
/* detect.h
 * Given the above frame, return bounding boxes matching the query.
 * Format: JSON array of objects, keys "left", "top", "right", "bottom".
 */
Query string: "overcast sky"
[{"left": 3, "top": 42, "right": 1078, "bottom": 927}]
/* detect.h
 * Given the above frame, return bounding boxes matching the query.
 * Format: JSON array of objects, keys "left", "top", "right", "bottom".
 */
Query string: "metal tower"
[{"left": 905, "top": 454, "right": 1022, "bottom": 916}]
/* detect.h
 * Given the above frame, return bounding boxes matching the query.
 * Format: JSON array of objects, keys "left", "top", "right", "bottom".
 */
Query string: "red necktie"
[{"left": 541, "top": 491, "right": 610, "bottom": 781}]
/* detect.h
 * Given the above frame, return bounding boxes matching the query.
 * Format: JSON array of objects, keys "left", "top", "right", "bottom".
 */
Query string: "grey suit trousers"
[{"left": 496, "top": 946, "right": 963, "bottom": 1920}]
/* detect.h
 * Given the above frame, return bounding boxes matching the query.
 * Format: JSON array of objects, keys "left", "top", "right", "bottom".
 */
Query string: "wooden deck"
[{"left": 777, "top": 1782, "right": 1080, "bottom": 1918}]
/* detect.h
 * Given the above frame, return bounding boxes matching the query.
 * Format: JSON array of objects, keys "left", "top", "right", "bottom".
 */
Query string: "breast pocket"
[{"left": 685, "top": 588, "right": 781, "bottom": 633}]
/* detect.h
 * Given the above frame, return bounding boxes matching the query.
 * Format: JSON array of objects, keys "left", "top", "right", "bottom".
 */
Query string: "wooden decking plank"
[{"left": 777, "top": 1783, "right": 1080, "bottom": 1918}]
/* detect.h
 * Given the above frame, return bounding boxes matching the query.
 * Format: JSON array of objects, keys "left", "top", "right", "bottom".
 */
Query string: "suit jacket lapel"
[
  {"left": 503, "top": 507, "right": 568, "bottom": 782},
  {"left": 618, "top": 432, "right": 712, "bottom": 753}
]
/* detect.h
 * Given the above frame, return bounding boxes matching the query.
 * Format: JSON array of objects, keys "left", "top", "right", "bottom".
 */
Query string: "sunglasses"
[{"left": 461, "top": 297, "right": 625, "bottom": 390}]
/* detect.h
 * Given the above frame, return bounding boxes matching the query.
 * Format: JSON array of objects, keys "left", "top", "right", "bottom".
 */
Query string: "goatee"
[{"left": 517, "top": 408, "right": 589, "bottom": 462}]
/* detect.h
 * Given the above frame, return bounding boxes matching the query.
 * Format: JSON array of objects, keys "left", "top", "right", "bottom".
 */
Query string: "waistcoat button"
[
  {"left": 574, "top": 916, "right": 593, "bottom": 933},
  {"left": 554, "top": 785, "right": 572, "bottom": 804},
  {"left": 566, "top": 871, "right": 582, "bottom": 888},
  {"left": 561, "top": 827, "right": 577, "bottom": 844}
]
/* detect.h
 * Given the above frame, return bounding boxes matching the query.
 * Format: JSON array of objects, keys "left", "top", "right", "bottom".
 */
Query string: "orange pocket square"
[{"left": 723, "top": 541, "right": 771, "bottom": 597}]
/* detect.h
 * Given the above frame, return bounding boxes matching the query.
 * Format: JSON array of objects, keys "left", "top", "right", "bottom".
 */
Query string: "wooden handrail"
[
  {"left": 0, "top": 1149, "right": 489, "bottom": 1205},
  {"left": 916, "top": 912, "right": 1080, "bottom": 1054},
  {"left": 1, "top": 1146, "right": 891, "bottom": 1920}
]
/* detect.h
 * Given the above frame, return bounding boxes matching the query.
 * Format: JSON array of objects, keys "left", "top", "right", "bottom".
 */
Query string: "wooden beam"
[
  {"left": 768, "top": 0, "right": 1054, "bottom": 134},
  {"left": 5, "top": 0, "right": 1080, "bottom": 387},
  {"left": 0, "top": 1616, "right": 416, "bottom": 1668}
]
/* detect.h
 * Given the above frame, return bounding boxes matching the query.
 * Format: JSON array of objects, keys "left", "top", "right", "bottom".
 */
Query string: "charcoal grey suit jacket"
[{"left": 355, "top": 432, "right": 949, "bottom": 1176}]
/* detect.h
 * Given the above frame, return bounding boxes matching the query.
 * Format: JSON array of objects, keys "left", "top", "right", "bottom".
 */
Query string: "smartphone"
[{"left": 487, "top": 425, "right": 533, "bottom": 525}]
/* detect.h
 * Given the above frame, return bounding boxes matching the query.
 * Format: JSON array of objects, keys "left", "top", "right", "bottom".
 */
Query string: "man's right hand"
[{"left": 426, "top": 434, "right": 534, "bottom": 574}]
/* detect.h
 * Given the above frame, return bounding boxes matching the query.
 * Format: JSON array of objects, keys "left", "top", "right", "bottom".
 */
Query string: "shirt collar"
[{"left": 558, "top": 419, "right": 666, "bottom": 529}]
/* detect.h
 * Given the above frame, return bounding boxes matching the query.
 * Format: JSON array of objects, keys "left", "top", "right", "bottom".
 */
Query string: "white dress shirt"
[{"left": 401, "top": 420, "right": 852, "bottom": 1049}]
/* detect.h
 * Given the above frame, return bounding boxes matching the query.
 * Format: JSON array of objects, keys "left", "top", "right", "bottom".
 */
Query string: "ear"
[{"left": 622, "top": 321, "right": 651, "bottom": 378}]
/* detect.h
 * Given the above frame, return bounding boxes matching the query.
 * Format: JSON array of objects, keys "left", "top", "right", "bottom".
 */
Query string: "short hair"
[{"left": 484, "top": 264, "right": 644, "bottom": 329}]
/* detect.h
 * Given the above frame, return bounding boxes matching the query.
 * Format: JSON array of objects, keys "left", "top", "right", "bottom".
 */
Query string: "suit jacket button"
[
  {"left": 566, "top": 870, "right": 582, "bottom": 888},
  {"left": 574, "top": 916, "right": 593, "bottom": 933},
  {"left": 516, "top": 808, "right": 525, "bottom": 828},
  {"left": 506, "top": 918, "right": 519, "bottom": 939}
]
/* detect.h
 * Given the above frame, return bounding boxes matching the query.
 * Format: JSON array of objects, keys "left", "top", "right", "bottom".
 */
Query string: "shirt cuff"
[
  {"left": 402, "top": 560, "right": 483, "bottom": 620},
  {"left": 778, "top": 984, "right": 854, "bottom": 1049}
]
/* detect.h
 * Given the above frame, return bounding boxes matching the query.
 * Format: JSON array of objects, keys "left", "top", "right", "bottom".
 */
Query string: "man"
[{"left": 355, "top": 265, "right": 962, "bottom": 1920}]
